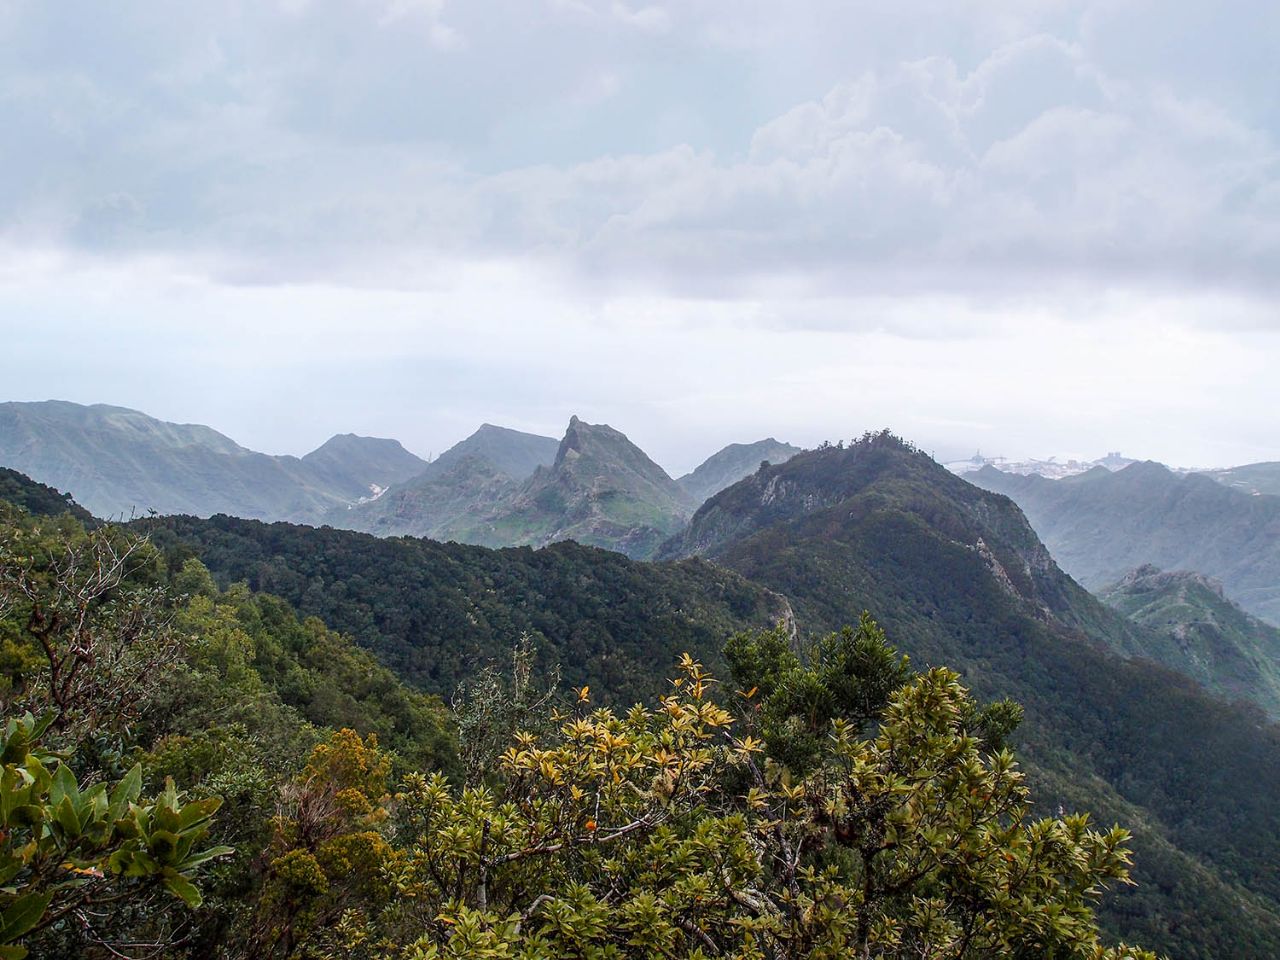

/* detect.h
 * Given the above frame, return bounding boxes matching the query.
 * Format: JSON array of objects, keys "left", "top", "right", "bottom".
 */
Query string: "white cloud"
[
  {"left": 610, "top": 3, "right": 670, "bottom": 34},
  {"left": 1, "top": 0, "right": 1278, "bottom": 466},
  {"left": 376, "top": 0, "right": 464, "bottom": 49},
  {"left": 2, "top": 1, "right": 1274, "bottom": 305}
]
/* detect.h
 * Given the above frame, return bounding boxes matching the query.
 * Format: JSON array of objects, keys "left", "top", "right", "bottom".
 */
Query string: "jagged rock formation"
[{"left": 447, "top": 417, "right": 696, "bottom": 559}]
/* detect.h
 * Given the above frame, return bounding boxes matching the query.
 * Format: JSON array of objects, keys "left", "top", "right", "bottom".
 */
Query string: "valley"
[{"left": 4, "top": 410, "right": 1280, "bottom": 957}]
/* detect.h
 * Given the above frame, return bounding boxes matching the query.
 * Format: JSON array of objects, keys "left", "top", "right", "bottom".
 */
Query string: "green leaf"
[
  {"left": 161, "top": 870, "right": 203, "bottom": 909},
  {"left": 48, "top": 765, "right": 76, "bottom": 809},
  {"left": 178, "top": 845, "right": 234, "bottom": 870},
  {"left": 147, "top": 830, "right": 179, "bottom": 862},
  {"left": 0, "top": 890, "right": 53, "bottom": 944},
  {"left": 53, "top": 795, "right": 81, "bottom": 839},
  {"left": 108, "top": 765, "right": 142, "bottom": 822},
  {"left": 177, "top": 796, "right": 221, "bottom": 830},
  {"left": 28, "top": 714, "right": 54, "bottom": 742}
]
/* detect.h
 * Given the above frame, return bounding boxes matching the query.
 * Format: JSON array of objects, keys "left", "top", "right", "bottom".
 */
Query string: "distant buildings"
[{"left": 944, "top": 451, "right": 1136, "bottom": 479}]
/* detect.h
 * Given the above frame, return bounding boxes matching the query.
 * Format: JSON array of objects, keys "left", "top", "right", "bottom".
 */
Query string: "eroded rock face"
[{"left": 440, "top": 417, "right": 696, "bottom": 559}]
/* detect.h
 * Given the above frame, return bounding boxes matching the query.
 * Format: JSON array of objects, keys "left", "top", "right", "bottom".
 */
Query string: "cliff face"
[
  {"left": 968, "top": 461, "right": 1280, "bottom": 625},
  {"left": 449, "top": 417, "right": 697, "bottom": 559}
]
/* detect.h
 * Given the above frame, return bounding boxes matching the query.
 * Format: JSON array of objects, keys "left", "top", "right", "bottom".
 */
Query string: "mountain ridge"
[
  {"left": 677, "top": 437, "right": 803, "bottom": 504},
  {"left": 968, "top": 460, "right": 1280, "bottom": 624},
  {"left": 664, "top": 431, "right": 1280, "bottom": 955},
  {"left": 1100, "top": 564, "right": 1280, "bottom": 718},
  {"left": 444, "top": 416, "right": 697, "bottom": 558},
  {"left": 0, "top": 400, "right": 430, "bottom": 522}
]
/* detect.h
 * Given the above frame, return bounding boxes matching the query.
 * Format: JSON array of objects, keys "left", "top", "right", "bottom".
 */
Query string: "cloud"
[{"left": 0, "top": 0, "right": 1275, "bottom": 315}]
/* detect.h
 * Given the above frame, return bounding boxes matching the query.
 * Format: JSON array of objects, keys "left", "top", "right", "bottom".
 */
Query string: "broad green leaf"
[
  {"left": 0, "top": 891, "right": 53, "bottom": 944},
  {"left": 178, "top": 845, "right": 234, "bottom": 870},
  {"left": 108, "top": 766, "right": 142, "bottom": 821},
  {"left": 161, "top": 870, "right": 202, "bottom": 908},
  {"left": 53, "top": 795, "right": 80, "bottom": 839},
  {"left": 47, "top": 765, "right": 76, "bottom": 809}
]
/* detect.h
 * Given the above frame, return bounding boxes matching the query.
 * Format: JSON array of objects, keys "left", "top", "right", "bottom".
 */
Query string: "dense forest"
[
  {"left": 138, "top": 514, "right": 785, "bottom": 704},
  {"left": 668, "top": 432, "right": 1280, "bottom": 957},
  {"left": 21, "top": 433, "right": 1278, "bottom": 956},
  {"left": 0, "top": 469, "right": 1160, "bottom": 958}
]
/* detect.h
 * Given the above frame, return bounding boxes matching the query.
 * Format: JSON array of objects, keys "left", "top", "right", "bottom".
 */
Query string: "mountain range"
[
  {"left": 1200, "top": 460, "right": 1280, "bottom": 497},
  {"left": 0, "top": 401, "right": 430, "bottom": 522},
  {"left": 6, "top": 425, "right": 1280, "bottom": 954},
  {"left": 968, "top": 461, "right": 1280, "bottom": 625},
  {"left": 662, "top": 431, "right": 1280, "bottom": 955},
  {"left": 331, "top": 417, "right": 697, "bottom": 558},
  {"left": 139, "top": 432, "right": 1280, "bottom": 956},
  {"left": 675, "top": 437, "right": 802, "bottom": 503},
  {"left": 325, "top": 423, "right": 560, "bottom": 540},
  {"left": 0, "top": 401, "right": 803, "bottom": 558}
]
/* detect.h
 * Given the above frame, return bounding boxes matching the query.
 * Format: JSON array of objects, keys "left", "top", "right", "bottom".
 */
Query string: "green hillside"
[
  {"left": 335, "top": 418, "right": 693, "bottom": 558},
  {"left": 0, "top": 400, "right": 428, "bottom": 522},
  {"left": 678, "top": 437, "right": 803, "bottom": 505},
  {"left": 444, "top": 416, "right": 697, "bottom": 558},
  {"left": 0, "top": 466, "right": 94, "bottom": 523},
  {"left": 0, "top": 472, "right": 457, "bottom": 955},
  {"left": 330, "top": 423, "right": 557, "bottom": 538},
  {"left": 1199, "top": 461, "right": 1280, "bottom": 497},
  {"left": 141, "top": 513, "right": 786, "bottom": 704},
  {"left": 667, "top": 432, "right": 1280, "bottom": 957},
  {"left": 1101, "top": 564, "right": 1280, "bottom": 718}
]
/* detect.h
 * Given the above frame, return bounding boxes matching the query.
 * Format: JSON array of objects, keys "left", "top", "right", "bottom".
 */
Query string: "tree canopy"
[{"left": 0, "top": 486, "right": 1156, "bottom": 958}]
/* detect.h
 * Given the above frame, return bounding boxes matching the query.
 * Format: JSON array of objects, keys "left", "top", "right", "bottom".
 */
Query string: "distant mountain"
[
  {"left": 0, "top": 401, "right": 427, "bottom": 522},
  {"left": 332, "top": 424, "right": 557, "bottom": 539},
  {"left": 1100, "top": 565, "right": 1280, "bottom": 719},
  {"left": 945, "top": 450, "right": 1135, "bottom": 479},
  {"left": 1199, "top": 461, "right": 1280, "bottom": 497},
  {"left": 429, "top": 423, "right": 560, "bottom": 480},
  {"left": 968, "top": 461, "right": 1280, "bottom": 625},
  {"left": 300, "top": 433, "right": 430, "bottom": 500},
  {"left": 444, "top": 417, "right": 696, "bottom": 559},
  {"left": 678, "top": 438, "right": 802, "bottom": 505},
  {"left": 663, "top": 432, "right": 1280, "bottom": 955}
]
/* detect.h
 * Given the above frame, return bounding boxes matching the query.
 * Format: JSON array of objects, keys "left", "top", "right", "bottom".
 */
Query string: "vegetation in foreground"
[{"left": 0, "top": 492, "right": 1153, "bottom": 958}]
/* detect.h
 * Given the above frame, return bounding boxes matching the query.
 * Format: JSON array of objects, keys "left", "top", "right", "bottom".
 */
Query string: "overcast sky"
[{"left": 2, "top": 0, "right": 1278, "bottom": 472}]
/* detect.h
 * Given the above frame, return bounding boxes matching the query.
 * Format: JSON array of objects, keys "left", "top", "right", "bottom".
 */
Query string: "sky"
[{"left": 2, "top": 0, "right": 1278, "bottom": 473}]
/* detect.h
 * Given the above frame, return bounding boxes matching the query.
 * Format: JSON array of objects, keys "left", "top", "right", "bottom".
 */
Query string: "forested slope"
[
  {"left": 667, "top": 433, "right": 1280, "bottom": 958},
  {"left": 142, "top": 514, "right": 786, "bottom": 704}
]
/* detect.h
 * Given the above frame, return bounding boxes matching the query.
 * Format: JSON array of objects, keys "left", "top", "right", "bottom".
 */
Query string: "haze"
[{"left": 2, "top": 1, "right": 1277, "bottom": 472}]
